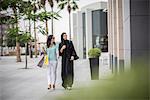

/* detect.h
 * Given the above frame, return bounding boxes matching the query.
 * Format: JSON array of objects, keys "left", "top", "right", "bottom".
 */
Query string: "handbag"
[
  {"left": 74, "top": 55, "right": 79, "bottom": 60},
  {"left": 44, "top": 55, "right": 49, "bottom": 65},
  {"left": 37, "top": 55, "right": 44, "bottom": 67}
]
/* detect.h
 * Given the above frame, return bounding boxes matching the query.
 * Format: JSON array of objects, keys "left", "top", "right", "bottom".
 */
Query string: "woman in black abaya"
[{"left": 59, "top": 32, "right": 79, "bottom": 90}]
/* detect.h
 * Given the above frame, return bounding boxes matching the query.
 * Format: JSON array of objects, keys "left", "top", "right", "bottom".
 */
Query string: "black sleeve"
[
  {"left": 70, "top": 41, "right": 76, "bottom": 56},
  {"left": 70, "top": 41, "right": 79, "bottom": 60},
  {"left": 59, "top": 43, "right": 63, "bottom": 56}
]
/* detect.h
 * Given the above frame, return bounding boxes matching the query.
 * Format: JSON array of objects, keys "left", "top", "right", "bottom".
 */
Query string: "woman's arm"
[
  {"left": 70, "top": 41, "right": 77, "bottom": 56},
  {"left": 56, "top": 44, "right": 59, "bottom": 60},
  {"left": 70, "top": 41, "right": 79, "bottom": 60},
  {"left": 59, "top": 43, "right": 63, "bottom": 56},
  {"left": 59, "top": 42, "right": 66, "bottom": 56}
]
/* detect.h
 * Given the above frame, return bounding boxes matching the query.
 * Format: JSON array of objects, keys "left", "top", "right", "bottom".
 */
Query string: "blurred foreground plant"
[{"left": 57, "top": 59, "right": 149, "bottom": 100}]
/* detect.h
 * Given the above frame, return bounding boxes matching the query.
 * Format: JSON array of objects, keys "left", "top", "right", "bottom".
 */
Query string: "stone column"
[
  {"left": 76, "top": 11, "right": 84, "bottom": 59},
  {"left": 108, "top": 0, "right": 113, "bottom": 71},
  {"left": 72, "top": 13, "right": 78, "bottom": 54},
  {"left": 112, "top": 0, "right": 118, "bottom": 74},
  {"left": 85, "top": 9, "right": 93, "bottom": 58},
  {"left": 116, "top": 0, "right": 124, "bottom": 73},
  {"left": 122, "top": 0, "right": 131, "bottom": 71}
]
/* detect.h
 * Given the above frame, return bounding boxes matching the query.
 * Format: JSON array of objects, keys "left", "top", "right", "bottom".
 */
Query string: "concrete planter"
[{"left": 89, "top": 58, "right": 99, "bottom": 80}]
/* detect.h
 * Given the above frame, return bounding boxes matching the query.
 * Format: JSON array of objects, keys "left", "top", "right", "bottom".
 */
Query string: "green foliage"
[
  {"left": 57, "top": 60, "right": 149, "bottom": 100},
  {"left": 58, "top": 0, "right": 79, "bottom": 11},
  {"left": 6, "top": 27, "right": 31, "bottom": 47},
  {"left": 58, "top": 0, "right": 68, "bottom": 9},
  {"left": 88, "top": 48, "right": 101, "bottom": 58},
  {"left": 40, "top": 0, "right": 63, "bottom": 8},
  {"left": 30, "top": 13, "right": 39, "bottom": 21},
  {"left": 0, "top": 0, "right": 29, "bottom": 14},
  {"left": 37, "top": 11, "right": 52, "bottom": 21},
  {"left": 6, "top": 34, "right": 16, "bottom": 47},
  {"left": 0, "top": 0, "right": 33, "bottom": 28},
  {"left": 23, "top": 0, "right": 42, "bottom": 21},
  {"left": 37, "top": 26, "right": 46, "bottom": 35},
  {"left": 0, "top": 17, "right": 18, "bottom": 26},
  {"left": 19, "top": 31, "right": 31, "bottom": 43},
  {"left": 70, "top": 0, "right": 79, "bottom": 11},
  {"left": 6, "top": 27, "right": 20, "bottom": 38},
  {"left": 21, "top": 1, "right": 32, "bottom": 18},
  {"left": 52, "top": 11, "right": 62, "bottom": 19},
  {"left": 37, "top": 11, "right": 61, "bottom": 22},
  {"left": 0, "top": 16, "right": 15, "bottom": 25},
  {"left": 0, "top": 0, "right": 9, "bottom": 11}
]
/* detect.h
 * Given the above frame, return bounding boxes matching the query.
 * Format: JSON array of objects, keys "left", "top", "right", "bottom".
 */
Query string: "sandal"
[{"left": 47, "top": 84, "right": 51, "bottom": 90}]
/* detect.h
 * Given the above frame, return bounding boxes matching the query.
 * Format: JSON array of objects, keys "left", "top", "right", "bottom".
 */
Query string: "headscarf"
[{"left": 61, "top": 32, "right": 67, "bottom": 42}]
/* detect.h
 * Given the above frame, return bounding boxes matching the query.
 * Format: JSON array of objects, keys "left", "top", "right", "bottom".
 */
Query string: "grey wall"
[
  {"left": 130, "top": 0, "right": 149, "bottom": 65},
  {"left": 122, "top": 0, "right": 149, "bottom": 97},
  {"left": 149, "top": 0, "right": 150, "bottom": 64},
  {"left": 130, "top": 0, "right": 149, "bottom": 97}
]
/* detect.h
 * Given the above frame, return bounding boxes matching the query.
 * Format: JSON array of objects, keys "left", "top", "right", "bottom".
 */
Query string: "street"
[{"left": 0, "top": 53, "right": 111, "bottom": 100}]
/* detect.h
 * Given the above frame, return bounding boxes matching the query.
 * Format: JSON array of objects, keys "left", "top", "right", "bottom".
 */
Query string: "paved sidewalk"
[{"left": 0, "top": 53, "right": 112, "bottom": 100}]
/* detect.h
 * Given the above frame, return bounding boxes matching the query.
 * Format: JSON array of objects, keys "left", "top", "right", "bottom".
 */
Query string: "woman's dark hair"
[
  {"left": 61, "top": 32, "right": 67, "bottom": 42},
  {"left": 47, "top": 35, "right": 55, "bottom": 48}
]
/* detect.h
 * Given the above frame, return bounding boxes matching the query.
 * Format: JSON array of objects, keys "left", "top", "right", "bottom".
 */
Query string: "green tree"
[
  {"left": 0, "top": 0, "right": 30, "bottom": 62},
  {"left": 6, "top": 27, "right": 31, "bottom": 46},
  {"left": 37, "top": 26, "right": 47, "bottom": 36},
  {"left": 0, "top": 15, "right": 11, "bottom": 56},
  {"left": 23, "top": 0, "right": 41, "bottom": 58},
  {"left": 58, "top": 0, "right": 78, "bottom": 40},
  {"left": 37, "top": 11, "right": 61, "bottom": 37},
  {"left": 40, "top": 0, "right": 61, "bottom": 35},
  {"left": 22, "top": 0, "right": 34, "bottom": 58}
]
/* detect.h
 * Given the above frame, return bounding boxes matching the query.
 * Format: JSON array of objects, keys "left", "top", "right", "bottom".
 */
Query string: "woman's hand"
[
  {"left": 70, "top": 56, "right": 74, "bottom": 60},
  {"left": 62, "top": 45, "right": 66, "bottom": 49},
  {"left": 60, "top": 45, "right": 66, "bottom": 53}
]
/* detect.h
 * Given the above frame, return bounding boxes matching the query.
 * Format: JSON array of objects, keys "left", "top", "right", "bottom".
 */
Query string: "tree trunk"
[
  {"left": 69, "top": 12, "right": 71, "bottom": 40},
  {"left": 29, "top": 19, "right": 33, "bottom": 58},
  {"left": 51, "top": 7, "right": 54, "bottom": 35},
  {"left": 46, "top": 19, "right": 48, "bottom": 38},
  {"left": 25, "top": 43, "right": 28, "bottom": 69},
  {"left": 34, "top": 20, "right": 38, "bottom": 58},
  {"left": 14, "top": 7, "right": 21, "bottom": 62},
  {"left": 1, "top": 25, "right": 3, "bottom": 56},
  {"left": 67, "top": 2, "right": 72, "bottom": 40},
  {"left": 1, "top": 34, "right": 3, "bottom": 56},
  {"left": 16, "top": 42, "right": 21, "bottom": 62},
  {"left": 16, "top": 27, "right": 21, "bottom": 62}
]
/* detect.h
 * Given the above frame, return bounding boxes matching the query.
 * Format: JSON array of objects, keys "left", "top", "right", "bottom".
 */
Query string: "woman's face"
[
  {"left": 51, "top": 36, "right": 55, "bottom": 43},
  {"left": 63, "top": 34, "right": 67, "bottom": 40}
]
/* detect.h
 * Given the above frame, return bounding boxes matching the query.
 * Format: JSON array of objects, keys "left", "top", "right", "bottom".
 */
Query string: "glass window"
[
  {"left": 82, "top": 13, "right": 86, "bottom": 58},
  {"left": 92, "top": 9, "right": 108, "bottom": 52}
]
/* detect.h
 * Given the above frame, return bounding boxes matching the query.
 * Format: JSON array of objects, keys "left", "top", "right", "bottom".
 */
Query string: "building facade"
[
  {"left": 0, "top": 14, "right": 10, "bottom": 56},
  {"left": 108, "top": 0, "right": 150, "bottom": 73},
  {"left": 73, "top": 0, "right": 149, "bottom": 74},
  {"left": 72, "top": 2, "right": 108, "bottom": 59}
]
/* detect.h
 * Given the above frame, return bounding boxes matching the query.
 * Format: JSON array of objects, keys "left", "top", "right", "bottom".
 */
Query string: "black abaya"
[{"left": 59, "top": 40, "right": 77, "bottom": 88}]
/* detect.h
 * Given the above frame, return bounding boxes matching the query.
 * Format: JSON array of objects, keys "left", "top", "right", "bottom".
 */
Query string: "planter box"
[{"left": 89, "top": 58, "right": 99, "bottom": 80}]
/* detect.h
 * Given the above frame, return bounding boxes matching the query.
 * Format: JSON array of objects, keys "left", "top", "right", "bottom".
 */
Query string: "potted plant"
[{"left": 88, "top": 48, "right": 101, "bottom": 80}]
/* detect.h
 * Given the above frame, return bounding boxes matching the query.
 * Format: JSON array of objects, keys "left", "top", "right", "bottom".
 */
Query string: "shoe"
[
  {"left": 62, "top": 84, "right": 67, "bottom": 90},
  {"left": 53, "top": 85, "right": 55, "bottom": 90},
  {"left": 48, "top": 84, "right": 51, "bottom": 90},
  {"left": 67, "top": 87, "right": 72, "bottom": 90}
]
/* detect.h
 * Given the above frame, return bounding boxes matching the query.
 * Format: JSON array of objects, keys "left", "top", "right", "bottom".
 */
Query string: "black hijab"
[{"left": 61, "top": 32, "right": 69, "bottom": 45}]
